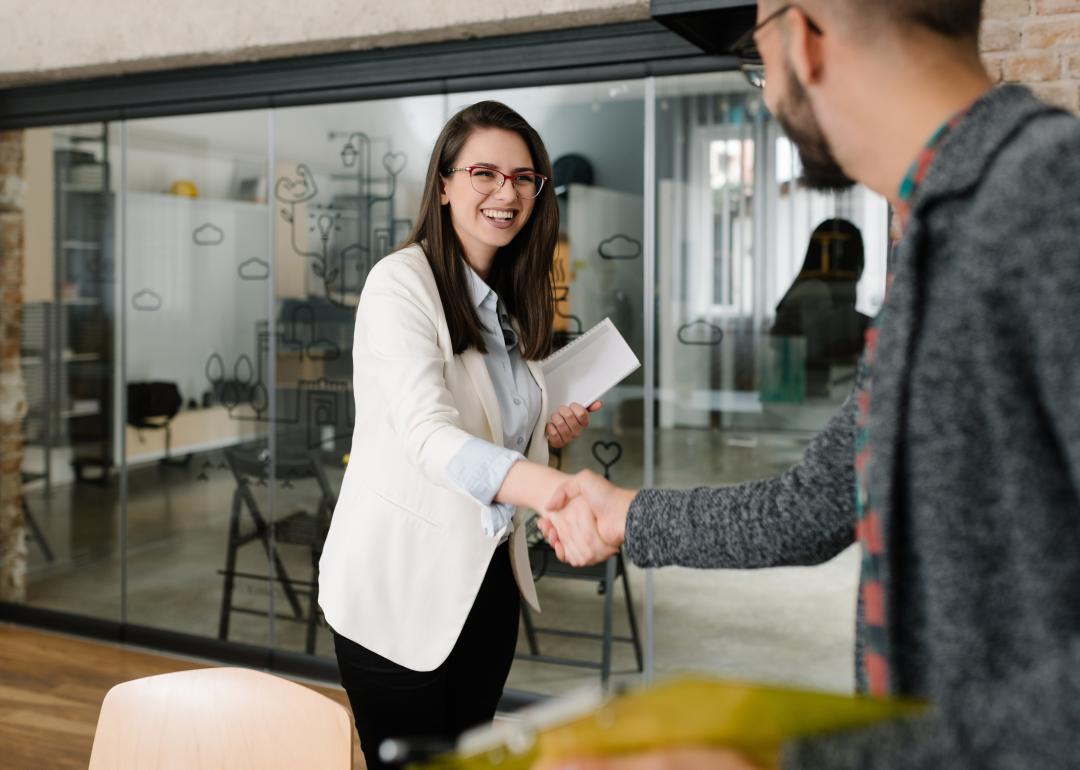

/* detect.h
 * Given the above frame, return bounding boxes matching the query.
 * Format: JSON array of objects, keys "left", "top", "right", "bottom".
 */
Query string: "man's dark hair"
[{"left": 894, "top": 0, "right": 984, "bottom": 40}]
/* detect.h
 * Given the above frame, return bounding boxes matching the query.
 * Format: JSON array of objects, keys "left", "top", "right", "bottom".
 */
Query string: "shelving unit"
[
  {"left": 59, "top": 137, "right": 115, "bottom": 483},
  {"left": 21, "top": 129, "right": 116, "bottom": 489}
]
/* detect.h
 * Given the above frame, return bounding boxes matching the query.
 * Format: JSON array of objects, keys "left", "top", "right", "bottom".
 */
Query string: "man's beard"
[{"left": 775, "top": 61, "right": 856, "bottom": 192}]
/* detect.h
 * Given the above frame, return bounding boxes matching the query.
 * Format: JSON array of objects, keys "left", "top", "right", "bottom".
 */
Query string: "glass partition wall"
[
  {"left": 10, "top": 71, "right": 887, "bottom": 699},
  {"left": 121, "top": 111, "right": 273, "bottom": 645},
  {"left": 19, "top": 123, "right": 122, "bottom": 621}
]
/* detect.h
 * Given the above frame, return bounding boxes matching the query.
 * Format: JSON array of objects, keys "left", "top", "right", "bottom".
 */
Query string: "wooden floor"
[{"left": 0, "top": 624, "right": 364, "bottom": 769}]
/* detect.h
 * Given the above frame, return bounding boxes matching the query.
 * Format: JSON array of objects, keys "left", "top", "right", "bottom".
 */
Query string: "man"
[{"left": 540, "top": 1, "right": 1080, "bottom": 767}]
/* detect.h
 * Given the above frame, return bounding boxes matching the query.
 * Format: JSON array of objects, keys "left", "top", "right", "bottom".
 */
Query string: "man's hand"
[
  {"left": 538, "top": 469, "right": 636, "bottom": 567},
  {"left": 547, "top": 401, "right": 603, "bottom": 449},
  {"left": 534, "top": 747, "right": 766, "bottom": 770}
]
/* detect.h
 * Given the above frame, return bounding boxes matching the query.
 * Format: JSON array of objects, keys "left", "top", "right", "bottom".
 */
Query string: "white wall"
[
  {"left": 123, "top": 192, "right": 268, "bottom": 405},
  {"left": 0, "top": 0, "right": 649, "bottom": 86}
]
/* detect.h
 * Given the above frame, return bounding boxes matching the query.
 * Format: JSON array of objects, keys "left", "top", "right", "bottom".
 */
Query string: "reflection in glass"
[
  {"left": 651, "top": 72, "right": 888, "bottom": 693},
  {"left": 769, "top": 218, "right": 870, "bottom": 400}
]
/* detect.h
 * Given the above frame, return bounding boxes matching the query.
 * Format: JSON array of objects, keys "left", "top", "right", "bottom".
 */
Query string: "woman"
[
  {"left": 770, "top": 218, "right": 870, "bottom": 397},
  {"left": 318, "top": 101, "right": 598, "bottom": 769}
]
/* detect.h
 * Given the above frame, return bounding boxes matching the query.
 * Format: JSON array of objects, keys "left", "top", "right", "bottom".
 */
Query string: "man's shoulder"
[
  {"left": 920, "top": 87, "right": 1078, "bottom": 230},
  {"left": 979, "top": 106, "right": 1080, "bottom": 213},
  {"left": 953, "top": 105, "right": 1080, "bottom": 282}
]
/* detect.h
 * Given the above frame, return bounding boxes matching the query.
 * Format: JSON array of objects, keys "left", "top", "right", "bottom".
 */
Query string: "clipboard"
[
  {"left": 539, "top": 318, "right": 640, "bottom": 422},
  {"left": 414, "top": 677, "right": 926, "bottom": 770}
]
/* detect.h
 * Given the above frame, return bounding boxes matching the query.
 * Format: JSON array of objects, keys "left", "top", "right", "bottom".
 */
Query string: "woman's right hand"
[{"left": 494, "top": 460, "right": 568, "bottom": 514}]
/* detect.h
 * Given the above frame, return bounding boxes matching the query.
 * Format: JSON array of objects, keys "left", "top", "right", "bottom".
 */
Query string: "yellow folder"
[{"left": 417, "top": 678, "right": 926, "bottom": 770}]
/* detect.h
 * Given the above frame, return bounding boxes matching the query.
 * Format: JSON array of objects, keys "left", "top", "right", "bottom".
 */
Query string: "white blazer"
[{"left": 318, "top": 243, "right": 547, "bottom": 672}]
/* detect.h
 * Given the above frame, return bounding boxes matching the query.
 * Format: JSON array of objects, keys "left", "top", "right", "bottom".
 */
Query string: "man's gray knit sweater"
[{"left": 623, "top": 86, "right": 1080, "bottom": 769}]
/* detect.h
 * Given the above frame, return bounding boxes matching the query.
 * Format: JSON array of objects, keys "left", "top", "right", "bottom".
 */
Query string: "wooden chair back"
[{"left": 88, "top": 667, "right": 353, "bottom": 769}]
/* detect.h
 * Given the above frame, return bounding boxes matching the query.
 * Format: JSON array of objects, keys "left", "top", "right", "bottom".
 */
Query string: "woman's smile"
[{"left": 440, "top": 126, "right": 536, "bottom": 274}]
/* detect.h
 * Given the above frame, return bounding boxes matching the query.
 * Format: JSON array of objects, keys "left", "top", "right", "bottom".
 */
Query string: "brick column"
[
  {"left": 0, "top": 130, "right": 27, "bottom": 603},
  {"left": 982, "top": 0, "right": 1080, "bottom": 112}
]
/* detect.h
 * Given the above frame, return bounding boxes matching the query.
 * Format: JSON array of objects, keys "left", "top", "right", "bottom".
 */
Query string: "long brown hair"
[{"left": 404, "top": 101, "right": 557, "bottom": 360}]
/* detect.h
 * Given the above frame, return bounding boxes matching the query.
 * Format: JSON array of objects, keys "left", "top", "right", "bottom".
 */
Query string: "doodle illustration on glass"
[
  {"left": 678, "top": 319, "right": 724, "bottom": 346},
  {"left": 597, "top": 234, "right": 642, "bottom": 261},
  {"left": 132, "top": 289, "right": 163, "bottom": 311},
  {"left": 591, "top": 439, "right": 623, "bottom": 480},
  {"left": 192, "top": 223, "right": 225, "bottom": 246},
  {"left": 275, "top": 131, "right": 412, "bottom": 307}
]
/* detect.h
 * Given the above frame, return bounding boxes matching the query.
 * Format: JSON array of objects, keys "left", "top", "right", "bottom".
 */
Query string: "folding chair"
[
  {"left": 517, "top": 439, "right": 643, "bottom": 685},
  {"left": 517, "top": 528, "right": 643, "bottom": 686},
  {"left": 218, "top": 443, "right": 336, "bottom": 654}
]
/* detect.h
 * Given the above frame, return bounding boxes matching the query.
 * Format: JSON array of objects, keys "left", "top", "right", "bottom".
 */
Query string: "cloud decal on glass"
[
  {"left": 677, "top": 320, "right": 725, "bottom": 346},
  {"left": 598, "top": 234, "right": 642, "bottom": 261},
  {"left": 192, "top": 223, "right": 225, "bottom": 246},
  {"left": 238, "top": 257, "right": 270, "bottom": 281},
  {"left": 131, "top": 289, "right": 163, "bottom": 311}
]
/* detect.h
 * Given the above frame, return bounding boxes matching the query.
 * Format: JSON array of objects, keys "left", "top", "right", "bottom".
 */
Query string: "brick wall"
[
  {"left": 982, "top": 0, "right": 1080, "bottom": 112},
  {"left": 0, "top": 130, "right": 27, "bottom": 603}
]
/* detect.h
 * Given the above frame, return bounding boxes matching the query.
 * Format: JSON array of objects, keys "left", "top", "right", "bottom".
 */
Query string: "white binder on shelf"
[{"left": 539, "top": 317, "right": 641, "bottom": 422}]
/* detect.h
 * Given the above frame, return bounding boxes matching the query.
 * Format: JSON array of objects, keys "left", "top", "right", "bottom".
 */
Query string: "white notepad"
[{"left": 540, "top": 318, "right": 641, "bottom": 422}]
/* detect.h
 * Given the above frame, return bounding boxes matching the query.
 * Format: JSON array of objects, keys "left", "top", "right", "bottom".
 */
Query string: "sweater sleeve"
[{"left": 623, "top": 377, "right": 860, "bottom": 570}]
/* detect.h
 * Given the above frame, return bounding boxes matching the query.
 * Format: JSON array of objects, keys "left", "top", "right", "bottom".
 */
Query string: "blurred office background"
[{"left": 2, "top": 0, "right": 1063, "bottom": 705}]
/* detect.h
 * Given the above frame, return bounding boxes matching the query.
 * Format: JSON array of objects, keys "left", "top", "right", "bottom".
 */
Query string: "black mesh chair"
[
  {"left": 218, "top": 443, "right": 336, "bottom": 654},
  {"left": 126, "top": 381, "right": 189, "bottom": 466}
]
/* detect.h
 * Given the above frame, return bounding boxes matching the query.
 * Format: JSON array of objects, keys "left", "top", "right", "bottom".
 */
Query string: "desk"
[{"left": 125, "top": 405, "right": 260, "bottom": 464}]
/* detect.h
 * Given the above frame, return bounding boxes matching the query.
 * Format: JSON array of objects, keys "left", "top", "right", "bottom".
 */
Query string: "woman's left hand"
[{"left": 546, "top": 401, "right": 602, "bottom": 449}]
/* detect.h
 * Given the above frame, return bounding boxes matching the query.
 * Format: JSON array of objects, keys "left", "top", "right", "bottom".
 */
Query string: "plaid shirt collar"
[{"left": 894, "top": 106, "right": 975, "bottom": 234}]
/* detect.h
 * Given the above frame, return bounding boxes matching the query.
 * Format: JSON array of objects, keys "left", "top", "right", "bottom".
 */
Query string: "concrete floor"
[{"left": 21, "top": 424, "right": 859, "bottom": 699}]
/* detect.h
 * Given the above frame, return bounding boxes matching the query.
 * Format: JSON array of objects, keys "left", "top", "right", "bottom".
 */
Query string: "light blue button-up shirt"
[{"left": 446, "top": 266, "right": 543, "bottom": 537}]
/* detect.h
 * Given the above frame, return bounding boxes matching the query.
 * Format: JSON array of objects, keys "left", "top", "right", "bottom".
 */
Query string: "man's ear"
[{"left": 785, "top": 7, "right": 826, "bottom": 88}]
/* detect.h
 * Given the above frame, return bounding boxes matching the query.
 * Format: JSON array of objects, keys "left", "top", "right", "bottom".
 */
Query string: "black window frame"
[{"left": 0, "top": 20, "right": 736, "bottom": 129}]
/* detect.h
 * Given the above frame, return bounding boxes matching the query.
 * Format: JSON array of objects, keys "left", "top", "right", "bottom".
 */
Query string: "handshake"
[{"left": 537, "top": 470, "right": 639, "bottom": 567}]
